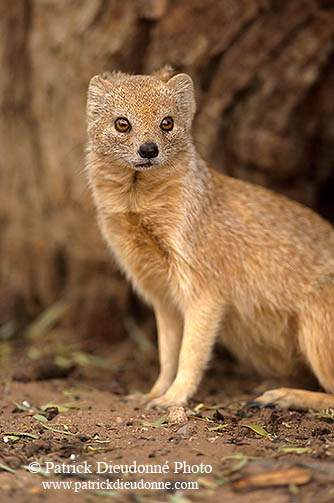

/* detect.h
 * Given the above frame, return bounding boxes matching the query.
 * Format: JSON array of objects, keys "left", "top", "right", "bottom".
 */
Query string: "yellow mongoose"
[{"left": 86, "top": 67, "right": 334, "bottom": 411}]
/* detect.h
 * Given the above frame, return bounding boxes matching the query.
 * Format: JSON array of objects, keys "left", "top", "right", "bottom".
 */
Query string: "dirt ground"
[{"left": 1, "top": 324, "right": 334, "bottom": 503}]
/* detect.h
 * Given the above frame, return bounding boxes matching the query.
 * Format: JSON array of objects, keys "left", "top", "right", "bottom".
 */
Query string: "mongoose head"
[{"left": 86, "top": 69, "right": 196, "bottom": 171}]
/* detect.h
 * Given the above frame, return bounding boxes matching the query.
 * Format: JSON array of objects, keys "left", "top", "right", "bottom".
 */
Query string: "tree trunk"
[{"left": 0, "top": 0, "right": 333, "bottom": 337}]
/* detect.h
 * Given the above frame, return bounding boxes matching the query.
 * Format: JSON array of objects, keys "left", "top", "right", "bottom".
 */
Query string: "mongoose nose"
[{"left": 138, "top": 142, "right": 159, "bottom": 159}]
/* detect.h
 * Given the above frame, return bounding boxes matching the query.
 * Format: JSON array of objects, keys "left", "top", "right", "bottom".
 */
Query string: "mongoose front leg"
[
  {"left": 148, "top": 303, "right": 183, "bottom": 399},
  {"left": 147, "top": 300, "right": 223, "bottom": 409},
  {"left": 127, "top": 303, "right": 183, "bottom": 404}
]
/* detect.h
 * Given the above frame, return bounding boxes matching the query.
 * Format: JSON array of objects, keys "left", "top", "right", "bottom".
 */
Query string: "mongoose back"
[{"left": 86, "top": 67, "right": 334, "bottom": 410}]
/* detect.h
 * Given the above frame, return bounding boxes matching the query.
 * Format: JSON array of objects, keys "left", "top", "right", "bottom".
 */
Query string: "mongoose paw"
[
  {"left": 146, "top": 394, "right": 187, "bottom": 410},
  {"left": 251, "top": 388, "right": 301, "bottom": 410},
  {"left": 247, "top": 400, "right": 278, "bottom": 410},
  {"left": 123, "top": 392, "right": 154, "bottom": 405}
]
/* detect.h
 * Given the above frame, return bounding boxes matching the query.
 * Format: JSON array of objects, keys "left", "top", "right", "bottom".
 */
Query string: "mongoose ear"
[
  {"left": 87, "top": 75, "right": 108, "bottom": 120},
  {"left": 167, "top": 73, "right": 196, "bottom": 121}
]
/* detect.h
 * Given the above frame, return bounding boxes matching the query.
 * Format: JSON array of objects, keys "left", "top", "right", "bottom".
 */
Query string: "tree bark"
[{"left": 0, "top": 0, "right": 333, "bottom": 336}]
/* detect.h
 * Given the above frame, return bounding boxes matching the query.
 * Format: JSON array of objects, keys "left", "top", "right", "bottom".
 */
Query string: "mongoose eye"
[
  {"left": 160, "top": 116, "right": 174, "bottom": 132},
  {"left": 115, "top": 117, "right": 131, "bottom": 133}
]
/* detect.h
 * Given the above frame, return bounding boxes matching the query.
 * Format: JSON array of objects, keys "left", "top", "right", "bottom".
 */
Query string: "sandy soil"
[{"left": 1, "top": 332, "right": 334, "bottom": 503}]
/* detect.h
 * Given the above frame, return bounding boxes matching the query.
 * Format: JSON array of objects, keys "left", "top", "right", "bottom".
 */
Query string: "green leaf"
[
  {"left": 222, "top": 452, "right": 249, "bottom": 474},
  {"left": 207, "top": 425, "right": 228, "bottom": 431},
  {"left": 33, "top": 413, "right": 48, "bottom": 423},
  {"left": 242, "top": 424, "right": 272, "bottom": 438},
  {"left": 4, "top": 431, "right": 39, "bottom": 439},
  {"left": 39, "top": 401, "right": 86, "bottom": 413},
  {"left": 278, "top": 446, "right": 313, "bottom": 455},
  {"left": 289, "top": 483, "right": 300, "bottom": 495},
  {"left": 40, "top": 403, "right": 68, "bottom": 413},
  {"left": 190, "top": 415, "right": 214, "bottom": 423},
  {"left": 316, "top": 408, "right": 334, "bottom": 422},
  {"left": 13, "top": 402, "right": 32, "bottom": 412},
  {"left": 0, "top": 463, "right": 16, "bottom": 474},
  {"left": 192, "top": 403, "right": 204, "bottom": 414},
  {"left": 139, "top": 414, "right": 168, "bottom": 427},
  {"left": 62, "top": 401, "right": 87, "bottom": 409},
  {"left": 22, "top": 465, "right": 51, "bottom": 477},
  {"left": 228, "top": 456, "right": 249, "bottom": 473},
  {"left": 192, "top": 402, "right": 225, "bottom": 413},
  {"left": 25, "top": 299, "right": 68, "bottom": 340},
  {"left": 197, "top": 477, "right": 218, "bottom": 488},
  {"left": 41, "top": 424, "right": 76, "bottom": 436},
  {"left": 70, "top": 351, "right": 112, "bottom": 369}
]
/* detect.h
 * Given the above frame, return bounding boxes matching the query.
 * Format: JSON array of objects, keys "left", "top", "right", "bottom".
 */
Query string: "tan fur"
[{"left": 86, "top": 68, "right": 334, "bottom": 411}]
